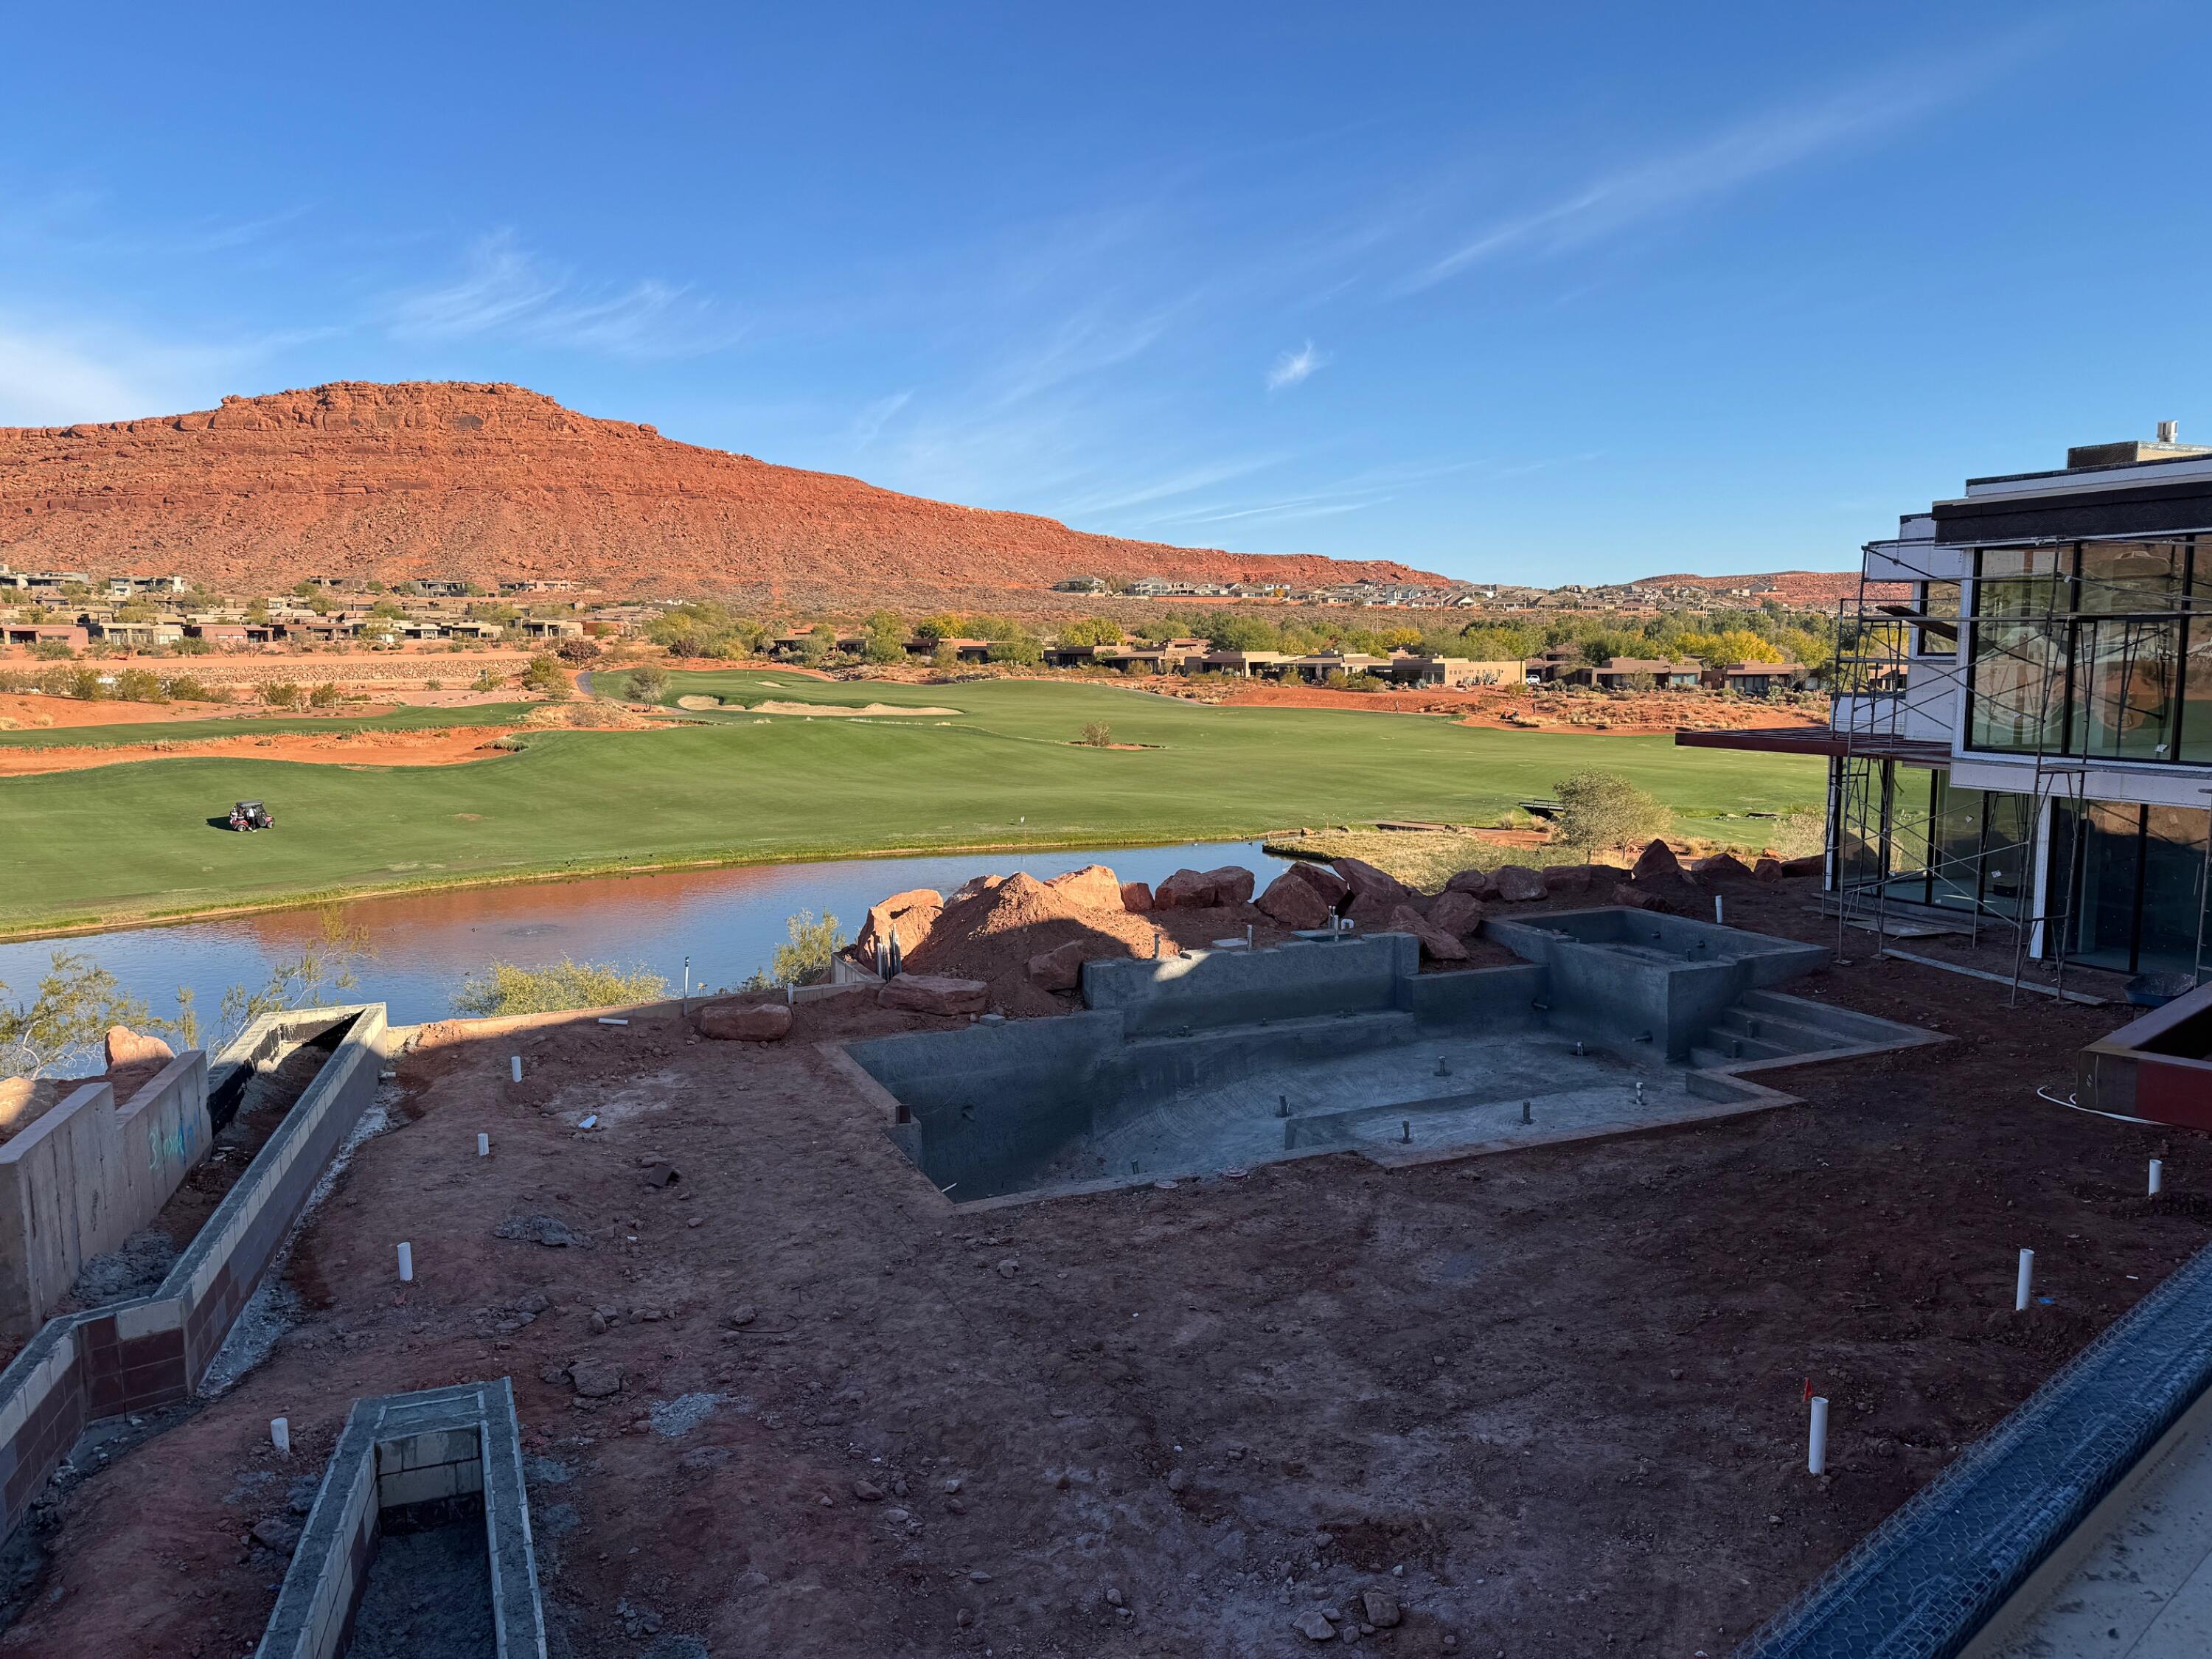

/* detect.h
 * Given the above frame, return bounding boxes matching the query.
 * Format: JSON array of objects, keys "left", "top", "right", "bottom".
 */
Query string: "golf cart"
[{"left": 229, "top": 800, "right": 275, "bottom": 832}]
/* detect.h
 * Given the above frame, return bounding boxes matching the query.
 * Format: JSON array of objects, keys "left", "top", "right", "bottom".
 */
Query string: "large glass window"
[
  {"left": 1969, "top": 621, "right": 2068, "bottom": 751},
  {"left": 2138, "top": 807, "right": 2211, "bottom": 977},
  {"left": 2181, "top": 622, "right": 2212, "bottom": 762},
  {"left": 2079, "top": 540, "right": 2186, "bottom": 613},
  {"left": 2075, "top": 617, "right": 2180, "bottom": 759},
  {"left": 1913, "top": 580, "right": 1961, "bottom": 657},
  {"left": 2058, "top": 801, "right": 2146, "bottom": 972}
]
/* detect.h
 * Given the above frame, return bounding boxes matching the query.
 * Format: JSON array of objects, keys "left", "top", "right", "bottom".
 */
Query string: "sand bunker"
[
  {"left": 0, "top": 727, "right": 525, "bottom": 776},
  {"left": 674, "top": 695, "right": 723, "bottom": 710},
  {"left": 748, "top": 700, "right": 959, "bottom": 717}
]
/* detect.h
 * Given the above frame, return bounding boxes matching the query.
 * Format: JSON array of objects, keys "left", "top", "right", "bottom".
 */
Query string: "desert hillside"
[{"left": 0, "top": 381, "right": 1445, "bottom": 607}]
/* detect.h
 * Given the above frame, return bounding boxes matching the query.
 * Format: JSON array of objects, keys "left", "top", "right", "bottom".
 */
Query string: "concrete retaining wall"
[
  {"left": 0, "top": 1006, "right": 386, "bottom": 1546},
  {"left": 1082, "top": 934, "right": 1417, "bottom": 1035},
  {"left": 0, "top": 1050, "right": 212, "bottom": 1335}
]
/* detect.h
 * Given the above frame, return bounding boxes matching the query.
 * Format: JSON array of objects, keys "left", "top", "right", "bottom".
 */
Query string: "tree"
[
  {"left": 863, "top": 630, "right": 907, "bottom": 665},
  {"left": 214, "top": 908, "right": 373, "bottom": 1047},
  {"left": 1551, "top": 770, "right": 1673, "bottom": 856},
  {"left": 554, "top": 636, "right": 602, "bottom": 664},
  {"left": 1060, "top": 617, "right": 1124, "bottom": 647},
  {"left": 0, "top": 951, "right": 167, "bottom": 1078},
  {"left": 987, "top": 633, "right": 1042, "bottom": 666},
  {"left": 1207, "top": 614, "right": 1276, "bottom": 653},
  {"left": 628, "top": 664, "right": 670, "bottom": 703}
]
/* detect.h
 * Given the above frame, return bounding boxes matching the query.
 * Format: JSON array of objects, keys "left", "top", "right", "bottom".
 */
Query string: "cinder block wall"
[
  {"left": 0, "top": 1006, "right": 386, "bottom": 1545},
  {"left": 0, "top": 1048, "right": 212, "bottom": 1336}
]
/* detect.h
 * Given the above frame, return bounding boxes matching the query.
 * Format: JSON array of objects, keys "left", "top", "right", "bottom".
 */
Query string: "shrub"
[
  {"left": 520, "top": 655, "right": 568, "bottom": 694},
  {"left": 742, "top": 910, "right": 844, "bottom": 990},
  {"left": 68, "top": 668, "right": 105, "bottom": 700},
  {"left": 309, "top": 682, "right": 341, "bottom": 708},
  {"left": 1551, "top": 770, "right": 1673, "bottom": 856},
  {"left": 452, "top": 958, "right": 668, "bottom": 1018},
  {"left": 423, "top": 678, "right": 444, "bottom": 692},
  {"left": 165, "top": 675, "right": 218, "bottom": 702},
  {"left": 986, "top": 633, "right": 1042, "bottom": 667},
  {"left": 0, "top": 950, "right": 167, "bottom": 1077},
  {"left": 263, "top": 681, "right": 302, "bottom": 709},
  {"left": 31, "top": 639, "right": 74, "bottom": 661},
  {"left": 473, "top": 668, "right": 504, "bottom": 693},
  {"left": 1080, "top": 721, "right": 1114, "bottom": 747},
  {"left": 863, "top": 630, "right": 906, "bottom": 665},
  {"left": 114, "top": 668, "right": 164, "bottom": 703},
  {"left": 627, "top": 664, "right": 670, "bottom": 703},
  {"left": 554, "top": 636, "right": 602, "bottom": 664}
]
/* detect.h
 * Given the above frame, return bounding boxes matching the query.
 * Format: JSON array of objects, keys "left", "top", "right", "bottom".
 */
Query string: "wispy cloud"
[
  {"left": 386, "top": 231, "right": 745, "bottom": 359},
  {"left": 0, "top": 312, "right": 325, "bottom": 426},
  {"left": 1395, "top": 26, "right": 2059, "bottom": 296},
  {"left": 1266, "top": 339, "right": 1327, "bottom": 391},
  {"left": 850, "top": 391, "right": 911, "bottom": 448}
]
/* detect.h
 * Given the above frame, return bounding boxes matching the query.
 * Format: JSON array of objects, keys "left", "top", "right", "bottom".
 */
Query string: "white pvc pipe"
[
  {"left": 476, "top": 1133, "right": 490, "bottom": 1158},
  {"left": 2151, "top": 1158, "right": 2165, "bottom": 1197},
  {"left": 1714, "top": 895, "right": 1724, "bottom": 924},
  {"left": 397, "top": 1242, "right": 414, "bottom": 1283},
  {"left": 271, "top": 1416, "right": 291, "bottom": 1455},
  {"left": 1807, "top": 1397, "right": 1828, "bottom": 1475},
  {"left": 2015, "top": 1248, "right": 2034, "bottom": 1312},
  {"left": 510, "top": 1054, "right": 522, "bottom": 1083}
]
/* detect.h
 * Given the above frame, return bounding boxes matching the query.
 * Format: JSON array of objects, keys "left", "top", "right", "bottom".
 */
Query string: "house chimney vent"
[{"left": 2160, "top": 420, "right": 2180, "bottom": 444}]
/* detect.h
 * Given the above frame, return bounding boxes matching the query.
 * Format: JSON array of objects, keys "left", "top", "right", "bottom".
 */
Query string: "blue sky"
[{"left": 0, "top": 2, "right": 2203, "bottom": 583}]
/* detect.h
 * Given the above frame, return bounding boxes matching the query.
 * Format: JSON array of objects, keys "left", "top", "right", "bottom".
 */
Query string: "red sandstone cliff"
[{"left": 0, "top": 381, "right": 1445, "bottom": 606}]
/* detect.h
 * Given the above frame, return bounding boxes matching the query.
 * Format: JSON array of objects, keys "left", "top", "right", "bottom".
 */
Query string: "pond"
[{"left": 0, "top": 841, "right": 1295, "bottom": 1046}]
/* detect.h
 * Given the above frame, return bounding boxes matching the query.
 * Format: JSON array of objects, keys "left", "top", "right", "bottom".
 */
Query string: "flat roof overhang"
[{"left": 1672, "top": 728, "right": 1952, "bottom": 764}]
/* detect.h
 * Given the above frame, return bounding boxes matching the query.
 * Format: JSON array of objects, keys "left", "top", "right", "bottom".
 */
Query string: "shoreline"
[{"left": 0, "top": 829, "right": 1282, "bottom": 945}]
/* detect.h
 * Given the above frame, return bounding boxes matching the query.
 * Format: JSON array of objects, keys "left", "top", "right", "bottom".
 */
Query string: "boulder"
[
  {"left": 1027, "top": 939, "right": 1091, "bottom": 992},
  {"left": 1691, "top": 852, "right": 1754, "bottom": 883},
  {"left": 1119, "top": 880, "right": 1155, "bottom": 913},
  {"left": 696, "top": 1001, "right": 792, "bottom": 1042},
  {"left": 570, "top": 1359, "right": 624, "bottom": 1399},
  {"left": 949, "top": 874, "right": 1006, "bottom": 904},
  {"left": 1331, "top": 856, "right": 1412, "bottom": 910},
  {"left": 1780, "top": 853, "right": 1824, "bottom": 877},
  {"left": 1613, "top": 882, "right": 1672, "bottom": 914},
  {"left": 1444, "top": 866, "right": 1498, "bottom": 900},
  {"left": 1631, "top": 839, "right": 1686, "bottom": 885},
  {"left": 1752, "top": 857, "right": 1787, "bottom": 883},
  {"left": 104, "top": 1026, "right": 175, "bottom": 1070},
  {"left": 1256, "top": 870, "right": 1334, "bottom": 931},
  {"left": 1203, "top": 865, "right": 1256, "bottom": 907},
  {"left": 1425, "top": 889, "right": 1488, "bottom": 937},
  {"left": 1046, "top": 864, "right": 1124, "bottom": 911},
  {"left": 879, "top": 974, "right": 990, "bottom": 1017},
  {"left": 1491, "top": 865, "right": 1548, "bottom": 903},
  {"left": 855, "top": 888, "right": 942, "bottom": 964},
  {"left": 1540, "top": 863, "right": 1593, "bottom": 895},
  {"left": 1155, "top": 868, "right": 1219, "bottom": 909},
  {"left": 1283, "top": 861, "right": 1351, "bottom": 908},
  {"left": 1389, "top": 904, "right": 1468, "bottom": 962}
]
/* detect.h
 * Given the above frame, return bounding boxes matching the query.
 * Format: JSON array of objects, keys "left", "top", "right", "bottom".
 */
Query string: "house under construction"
[{"left": 1686, "top": 422, "right": 2212, "bottom": 992}]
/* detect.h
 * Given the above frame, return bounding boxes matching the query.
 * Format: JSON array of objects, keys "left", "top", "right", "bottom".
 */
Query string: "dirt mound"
[
  {"left": 900, "top": 871, "right": 1167, "bottom": 1015},
  {"left": 0, "top": 380, "right": 1444, "bottom": 605}
]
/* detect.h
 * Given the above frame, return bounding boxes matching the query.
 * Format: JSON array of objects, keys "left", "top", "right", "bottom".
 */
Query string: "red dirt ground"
[
  {"left": 0, "top": 726, "right": 524, "bottom": 776},
  {"left": 4, "top": 873, "right": 2205, "bottom": 1658}
]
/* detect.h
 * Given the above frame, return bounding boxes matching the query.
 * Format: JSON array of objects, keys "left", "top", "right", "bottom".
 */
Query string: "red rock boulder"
[
  {"left": 1444, "top": 867, "right": 1498, "bottom": 900},
  {"left": 1425, "top": 890, "right": 1488, "bottom": 937},
  {"left": 1046, "top": 864, "right": 1124, "bottom": 911},
  {"left": 1691, "top": 852, "right": 1753, "bottom": 883},
  {"left": 1332, "top": 857, "right": 1413, "bottom": 911},
  {"left": 1256, "top": 870, "right": 1334, "bottom": 931},
  {"left": 1780, "top": 853, "right": 1824, "bottom": 877},
  {"left": 697, "top": 1001, "right": 793, "bottom": 1042},
  {"left": 1388, "top": 903, "right": 1469, "bottom": 962},
  {"left": 1283, "top": 860, "right": 1351, "bottom": 908},
  {"left": 1632, "top": 839, "right": 1687, "bottom": 885},
  {"left": 855, "top": 888, "right": 942, "bottom": 964},
  {"left": 1613, "top": 882, "right": 1672, "bottom": 914},
  {"left": 1491, "top": 866, "right": 1548, "bottom": 903},
  {"left": 879, "top": 975, "right": 990, "bottom": 1016},
  {"left": 1119, "top": 880, "right": 1155, "bottom": 913},
  {"left": 1752, "top": 857, "right": 1786, "bottom": 883},
  {"left": 1027, "top": 939, "right": 1092, "bottom": 992},
  {"left": 1203, "top": 866, "right": 1256, "bottom": 908},
  {"left": 1540, "top": 864, "right": 1593, "bottom": 895},
  {"left": 105, "top": 1026, "right": 175, "bottom": 1069},
  {"left": 1154, "top": 869, "right": 1219, "bottom": 909}
]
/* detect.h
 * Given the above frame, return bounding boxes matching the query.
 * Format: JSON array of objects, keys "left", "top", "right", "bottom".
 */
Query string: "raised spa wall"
[{"left": 848, "top": 911, "right": 1833, "bottom": 1203}]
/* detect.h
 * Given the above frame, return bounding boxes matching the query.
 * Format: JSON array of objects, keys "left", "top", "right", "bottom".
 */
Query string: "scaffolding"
[{"left": 1826, "top": 528, "right": 2211, "bottom": 1001}]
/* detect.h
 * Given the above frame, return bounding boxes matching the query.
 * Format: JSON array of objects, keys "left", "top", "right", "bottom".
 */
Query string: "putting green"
[{"left": 0, "top": 671, "right": 1822, "bottom": 933}]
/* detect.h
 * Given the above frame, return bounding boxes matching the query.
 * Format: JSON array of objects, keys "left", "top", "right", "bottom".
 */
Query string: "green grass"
[
  {"left": 0, "top": 703, "right": 536, "bottom": 748},
  {"left": 0, "top": 671, "right": 1822, "bottom": 934}
]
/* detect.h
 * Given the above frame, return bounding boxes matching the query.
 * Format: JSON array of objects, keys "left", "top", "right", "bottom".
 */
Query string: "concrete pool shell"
[{"left": 844, "top": 907, "right": 1945, "bottom": 1206}]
